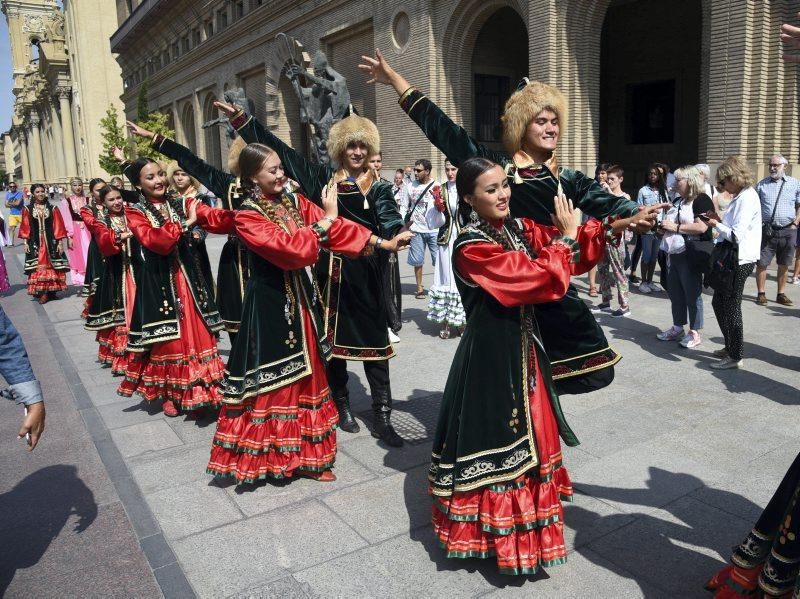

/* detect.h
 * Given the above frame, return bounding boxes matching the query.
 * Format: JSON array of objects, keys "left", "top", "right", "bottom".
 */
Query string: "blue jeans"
[
  {"left": 407, "top": 232, "right": 438, "bottom": 267},
  {"left": 0, "top": 305, "right": 43, "bottom": 405},
  {"left": 666, "top": 252, "right": 704, "bottom": 330},
  {"left": 641, "top": 233, "right": 660, "bottom": 265}
]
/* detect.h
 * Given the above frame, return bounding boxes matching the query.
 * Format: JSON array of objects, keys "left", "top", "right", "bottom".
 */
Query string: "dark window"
[
  {"left": 474, "top": 74, "right": 510, "bottom": 142},
  {"left": 627, "top": 80, "right": 676, "bottom": 144},
  {"left": 233, "top": 1, "right": 244, "bottom": 19},
  {"left": 205, "top": 20, "right": 214, "bottom": 39},
  {"left": 192, "top": 28, "right": 201, "bottom": 46},
  {"left": 217, "top": 9, "right": 228, "bottom": 30},
  {"left": 251, "top": 0, "right": 264, "bottom": 8},
  {"left": 182, "top": 35, "right": 190, "bottom": 53}
]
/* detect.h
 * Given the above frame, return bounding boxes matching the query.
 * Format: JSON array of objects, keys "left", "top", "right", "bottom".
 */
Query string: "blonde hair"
[
  {"left": 327, "top": 115, "right": 380, "bottom": 165},
  {"left": 673, "top": 166, "right": 705, "bottom": 200},
  {"left": 501, "top": 81, "right": 568, "bottom": 156},
  {"left": 228, "top": 136, "right": 247, "bottom": 176},
  {"left": 715, "top": 156, "right": 754, "bottom": 189}
]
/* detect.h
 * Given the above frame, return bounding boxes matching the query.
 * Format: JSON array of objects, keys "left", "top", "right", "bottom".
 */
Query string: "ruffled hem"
[
  {"left": 705, "top": 564, "right": 764, "bottom": 598},
  {"left": 116, "top": 353, "right": 146, "bottom": 397},
  {"left": 96, "top": 329, "right": 115, "bottom": 367},
  {"left": 427, "top": 289, "right": 466, "bottom": 327},
  {"left": 431, "top": 466, "right": 573, "bottom": 575},
  {"left": 27, "top": 268, "right": 67, "bottom": 294},
  {"left": 109, "top": 325, "right": 132, "bottom": 376},
  {"left": 129, "top": 350, "right": 225, "bottom": 410},
  {"left": 207, "top": 388, "right": 339, "bottom": 483}
]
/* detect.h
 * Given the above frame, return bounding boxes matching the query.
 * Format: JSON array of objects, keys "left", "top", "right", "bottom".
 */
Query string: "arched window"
[
  {"left": 203, "top": 94, "right": 222, "bottom": 169},
  {"left": 181, "top": 102, "right": 196, "bottom": 153}
]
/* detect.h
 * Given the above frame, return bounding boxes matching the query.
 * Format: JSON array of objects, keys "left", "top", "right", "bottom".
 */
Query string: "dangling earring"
[
  {"left": 251, "top": 183, "right": 263, "bottom": 202},
  {"left": 469, "top": 208, "right": 479, "bottom": 224}
]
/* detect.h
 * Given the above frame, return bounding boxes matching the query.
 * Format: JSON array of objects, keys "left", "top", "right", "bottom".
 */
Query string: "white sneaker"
[
  {"left": 679, "top": 330, "right": 702, "bottom": 349},
  {"left": 710, "top": 357, "right": 743, "bottom": 370},
  {"left": 639, "top": 282, "right": 652, "bottom": 294},
  {"left": 649, "top": 282, "right": 663, "bottom": 292},
  {"left": 657, "top": 325, "right": 684, "bottom": 341},
  {"left": 791, "top": 277, "right": 800, "bottom": 286},
  {"left": 388, "top": 329, "right": 400, "bottom": 343}
]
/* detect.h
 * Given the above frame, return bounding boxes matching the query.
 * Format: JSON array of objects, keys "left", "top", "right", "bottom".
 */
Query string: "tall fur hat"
[
  {"left": 501, "top": 80, "right": 568, "bottom": 157},
  {"left": 227, "top": 136, "right": 247, "bottom": 176},
  {"left": 327, "top": 115, "right": 380, "bottom": 164},
  {"left": 165, "top": 161, "right": 201, "bottom": 192}
]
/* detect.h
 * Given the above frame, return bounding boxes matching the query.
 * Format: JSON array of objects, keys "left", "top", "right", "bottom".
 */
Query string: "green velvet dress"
[
  {"left": 151, "top": 135, "right": 248, "bottom": 334},
  {"left": 399, "top": 89, "right": 641, "bottom": 394},
  {"left": 233, "top": 113, "right": 405, "bottom": 360}
]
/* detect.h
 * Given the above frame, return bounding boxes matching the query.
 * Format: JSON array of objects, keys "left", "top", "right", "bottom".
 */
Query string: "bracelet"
[
  {"left": 375, "top": 237, "right": 384, "bottom": 249},
  {"left": 398, "top": 87, "right": 415, "bottom": 103},
  {"left": 321, "top": 216, "right": 337, "bottom": 226},
  {"left": 310, "top": 222, "right": 330, "bottom": 244}
]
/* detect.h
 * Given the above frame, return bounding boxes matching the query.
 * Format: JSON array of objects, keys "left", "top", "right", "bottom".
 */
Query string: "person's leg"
[
  {"left": 776, "top": 230, "right": 794, "bottom": 296},
  {"left": 598, "top": 252, "right": 612, "bottom": 304},
  {"left": 609, "top": 243, "right": 629, "bottom": 307},
  {"left": 407, "top": 233, "right": 424, "bottom": 295},
  {"left": 756, "top": 236, "right": 774, "bottom": 299},
  {"left": 425, "top": 233, "right": 438, "bottom": 268},
  {"left": 777, "top": 264, "right": 789, "bottom": 294},
  {"left": 712, "top": 290, "right": 728, "bottom": 351},
  {"left": 667, "top": 254, "right": 687, "bottom": 327},
  {"left": 8, "top": 223, "right": 16, "bottom": 245},
  {"left": 755, "top": 265, "right": 768, "bottom": 294},
  {"left": 414, "top": 267, "right": 423, "bottom": 294},
  {"left": 588, "top": 266, "right": 598, "bottom": 295},
  {"left": 727, "top": 263, "right": 755, "bottom": 361},
  {"left": 657, "top": 250, "right": 668, "bottom": 290},
  {"left": 686, "top": 268, "right": 704, "bottom": 332},
  {"left": 327, "top": 358, "right": 359, "bottom": 433},
  {"left": 363, "top": 359, "right": 403, "bottom": 447},
  {"left": 630, "top": 234, "right": 642, "bottom": 279},
  {"left": 793, "top": 244, "right": 800, "bottom": 282}
]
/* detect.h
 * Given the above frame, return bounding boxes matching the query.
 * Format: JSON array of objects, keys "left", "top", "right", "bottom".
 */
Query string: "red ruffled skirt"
[
  {"left": 96, "top": 328, "right": 115, "bottom": 367},
  {"left": 431, "top": 363, "right": 573, "bottom": 575},
  {"left": 123, "top": 268, "right": 224, "bottom": 411},
  {"left": 27, "top": 245, "right": 67, "bottom": 295},
  {"left": 207, "top": 309, "right": 338, "bottom": 483},
  {"left": 96, "top": 325, "right": 132, "bottom": 376}
]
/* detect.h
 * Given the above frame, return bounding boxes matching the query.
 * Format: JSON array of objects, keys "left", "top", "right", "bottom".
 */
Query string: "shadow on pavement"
[{"left": 0, "top": 465, "right": 97, "bottom": 595}]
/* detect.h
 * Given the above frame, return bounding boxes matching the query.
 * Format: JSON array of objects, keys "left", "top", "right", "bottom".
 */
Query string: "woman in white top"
[
  {"left": 704, "top": 156, "right": 762, "bottom": 369},
  {"left": 428, "top": 160, "right": 466, "bottom": 338},
  {"left": 656, "top": 166, "right": 714, "bottom": 348}
]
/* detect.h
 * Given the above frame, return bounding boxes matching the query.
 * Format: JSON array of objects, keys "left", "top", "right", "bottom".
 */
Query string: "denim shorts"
[
  {"left": 641, "top": 233, "right": 660, "bottom": 264},
  {"left": 407, "top": 231, "right": 438, "bottom": 267}
]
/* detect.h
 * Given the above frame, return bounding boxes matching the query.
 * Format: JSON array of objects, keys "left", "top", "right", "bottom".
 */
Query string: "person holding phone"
[{"left": 0, "top": 305, "right": 45, "bottom": 450}]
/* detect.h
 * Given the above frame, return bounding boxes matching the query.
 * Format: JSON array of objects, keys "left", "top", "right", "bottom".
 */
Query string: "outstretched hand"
[
  {"left": 321, "top": 183, "right": 339, "bottom": 220},
  {"left": 111, "top": 145, "right": 126, "bottom": 163},
  {"left": 214, "top": 100, "right": 239, "bottom": 118},
  {"left": 551, "top": 192, "right": 579, "bottom": 239},
  {"left": 384, "top": 230, "right": 415, "bottom": 252},
  {"left": 613, "top": 203, "right": 671, "bottom": 234},
  {"left": 126, "top": 121, "right": 154, "bottom": 139},
  {"left": 358, "top": 49, "right": 411, "bottom": 95},
  {"left": 782, "top": 13, "right": 800, "bottom": 62}
]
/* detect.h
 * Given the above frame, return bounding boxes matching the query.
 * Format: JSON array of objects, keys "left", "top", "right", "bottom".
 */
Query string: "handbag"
[
  {"left": 403, "top": 181, "right": 436, "bottom": 226},
  {"left": 685, "top": 237, "right": 714, "bottom": 274},
  {"left": 761, "top": 179, "right": 786, "bottom": 241},
  {"left": 705, "top": 240, "right": 739, "bottom": 292}
]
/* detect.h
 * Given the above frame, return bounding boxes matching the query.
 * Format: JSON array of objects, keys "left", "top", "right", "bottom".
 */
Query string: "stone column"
[
  {"left": 48, "top": 97, "right": 66, "bottom": 181},
  {"left": 57, "top": 87, "right": 78, "bottom": 178},
  {"left": 17, "top": 128, "right": 31, "bottom": 184},
  {"left": 28, "top": 113, "right": 46, "bottom": 182}
]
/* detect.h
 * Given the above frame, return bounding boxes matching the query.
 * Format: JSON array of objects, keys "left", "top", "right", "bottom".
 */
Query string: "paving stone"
[
  {"left": 587, "top": 495, "right": 751, "bottom": 596},
  {"left": 339, "top": 435, "right": 434, "bottom": 476},
  {"left": 129, "top": 443, "right": 213, "bottom": 494},
  {"left": 97, "top": 397, "right": 166, "bottom": 430},
  {"left": 172, "top": 501, "right": 367, "bottom": 598},
  {"left": 225, "top": 450, "right": 375, "bottom": 517},
  {"left": 294, "top": 530, "right": 495, "bottom": 598},
  {"left": 321, "top": 464, "right": 431, "bottom": 543},
  {"left": 111, "top": 420, "right": 185, "bottom": 458},
  {"left": 145, "top": 478, "right": 244, "bottom": 540},
  {"left": 227, "top": 575, "right": 315, "bottom": 599}
]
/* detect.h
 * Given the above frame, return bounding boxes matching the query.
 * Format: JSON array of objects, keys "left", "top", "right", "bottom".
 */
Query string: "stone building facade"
[
  {"left": 1, "top": 0, "right": 124, "bottom": 184},
  {"left": 111, "top": 0, "right": 799, "bottom": 193}
]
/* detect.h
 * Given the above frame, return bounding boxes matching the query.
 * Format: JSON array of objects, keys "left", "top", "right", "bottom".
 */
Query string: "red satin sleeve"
[
  {"left": 297, "top": 193, "right": 372, "bottom": 257},
  {"left": 190, "top": 197, "right": 235, "bottom": 234},
  {"left": 455, "top": 240, "right": 574, "bottom": 308},
  {"left": 18, "top": 208, "right": 31, "bottom": 239},
  {"left": 235, "top": 209, "right": 324, "bottom": 271},
  {"left": 51, "top": 208, "right": 68, "bottom": 240},
  {"left": 519, "top": 217, "right": 608, "bottom": 276},
  {"left": 79, "top": 206, "right": 103, "bottom": 238},
  {"left": 93, "top": 223, "right": 122, "bottom": 256},
  {"left": 125, "top": 207, "right": 182, "bottom": 256}
]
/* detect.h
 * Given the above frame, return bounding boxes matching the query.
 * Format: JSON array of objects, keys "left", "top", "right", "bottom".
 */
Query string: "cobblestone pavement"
[{"left": 1, "top": 235, "right": 799, "bottom": 598}]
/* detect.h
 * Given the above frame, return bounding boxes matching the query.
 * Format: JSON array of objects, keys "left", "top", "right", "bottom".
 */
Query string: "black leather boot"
[
  {"left": 371, "top": 390, "right": 403, "bottom": 447},
  {"left": 333, "top": 392, "right": 360, "bottom": 433}
]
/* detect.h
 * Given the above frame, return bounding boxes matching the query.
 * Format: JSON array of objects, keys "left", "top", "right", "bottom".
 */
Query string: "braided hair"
[{"left": 454, "top": 157, "right": 536, "bottom": 259}]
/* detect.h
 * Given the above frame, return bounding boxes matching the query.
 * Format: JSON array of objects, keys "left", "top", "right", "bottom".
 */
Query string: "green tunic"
[
  {"left": 400, "top": 89, "right": 639, "bottom": 394},
  {"left": 234, "top": 114, "right": 404, "bottom": 360}
]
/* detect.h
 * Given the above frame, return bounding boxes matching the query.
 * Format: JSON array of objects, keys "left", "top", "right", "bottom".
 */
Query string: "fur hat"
[
  {"left": 165, "top": 161, "right": 201, "bottom": 193},
  {"left": 227, "top": 137, "right": 247, "bottom": 176},
  {"left": 327, "top": 115, "right": 380, "bottom": 164},
  {"left": 501, "top": 81, "right": 568, "bottom": 157}
]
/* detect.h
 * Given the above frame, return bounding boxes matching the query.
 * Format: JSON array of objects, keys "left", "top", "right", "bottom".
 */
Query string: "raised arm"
[
  {"left": 358, "top": 49, "right": 505, "bottom": 166},
  {"left": 218, "top": 102, "right": 331, "bottom": 202},
  {"left": 189, "top": 197, "right": 235, "bottom": 235},
  {"left": 372, "top": 182, "right": 405, "bottom": 239},
  {"left": 562, "top": 168, "right": 640, "bottom": 220}
]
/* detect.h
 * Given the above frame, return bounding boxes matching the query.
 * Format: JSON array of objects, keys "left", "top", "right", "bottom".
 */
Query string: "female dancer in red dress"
[
  {"left": 429, "top": 157, "right": 661, "bottom": 575},
  {"left": 19, "top": 184, "right": 69, "bottom": 304},
  {"left": 119, "top": 157, "right": 235, "bottom": 416},
  {"left": 207, "top": 143, "right": 412, "bottom": 483}
]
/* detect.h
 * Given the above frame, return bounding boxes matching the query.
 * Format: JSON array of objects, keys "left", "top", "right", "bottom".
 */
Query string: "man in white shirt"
[{"left": 400, "top": 159, "right": 445, "bottom": 298}]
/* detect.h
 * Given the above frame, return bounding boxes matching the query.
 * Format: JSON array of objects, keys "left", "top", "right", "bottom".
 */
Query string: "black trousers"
[
  {"left": 712, "top": 262, "right": 755, "bottom": 361},
  {"left": 327, "top": 358, "right": 392, "bottom": 412}
]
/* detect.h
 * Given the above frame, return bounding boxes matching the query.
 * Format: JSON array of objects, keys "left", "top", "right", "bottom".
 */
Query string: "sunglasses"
[{"left": 413, "top": 168, "right": 426, "bottom": 173}]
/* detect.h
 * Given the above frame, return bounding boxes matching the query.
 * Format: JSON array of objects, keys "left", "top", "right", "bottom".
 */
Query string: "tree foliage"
[
  {"left": 98, "top": 105, "right": 127, "bottom": 175},
  {"left": 133, "top": 111, "right": 174, "bottom": 160}
]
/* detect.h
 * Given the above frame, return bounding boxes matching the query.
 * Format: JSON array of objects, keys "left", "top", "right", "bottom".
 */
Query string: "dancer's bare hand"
[
  {"left": 112, "top": 146, "right": 127, "bottom": 162},
  {"left": 782, "top": 14, "right": 800, "bottom": 62},
  {"left": 358, "top": 49, "right": 411, "bottom": 95},
  {"left": 126, "top": 121, "right": 154, "bottom": 139},
  {"left": 551, "top": 192, "right": 579, "bottom": 239},
  {"left": 185, "top": 200, "right": 198, "bottom": 228},
  {"left": 321, "top": 184, "right": 339, "bottom": 220},
  {"left": 383, "top": 230, "right": 414, "bottom": 252},
  {"left": 214, "top": 101, "right": 239, "bottom": 118}
]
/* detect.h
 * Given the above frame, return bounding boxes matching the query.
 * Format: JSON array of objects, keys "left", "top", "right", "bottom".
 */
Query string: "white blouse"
[{"left": 715, "top": 186, "right": 762, "bottom": 264}]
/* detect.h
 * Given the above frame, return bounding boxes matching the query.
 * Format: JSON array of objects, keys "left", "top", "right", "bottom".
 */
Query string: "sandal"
[
  {"left": 414, "top": 289, "right": 426, "bottom": 299},
  {"left": 588, "top": 285, "right": 599, "bottom": 297},
  {"left": 439, "top": 328, "right": 450, "bottom": 339}
]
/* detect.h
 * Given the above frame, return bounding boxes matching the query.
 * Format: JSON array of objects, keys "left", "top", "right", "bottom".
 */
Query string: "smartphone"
[{"left": 698, "top": 213, "right": 711, "bottom": 221}]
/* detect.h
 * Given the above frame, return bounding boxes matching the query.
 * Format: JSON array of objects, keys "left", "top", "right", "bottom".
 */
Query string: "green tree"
[
  {"left": 137, "top": 80, "right": 149, "bottom": 121},
  {"left": 134, "top": 111, "right": 174, "bottom": 160},
  {"left": 98, "top": 105, "right": 128, "bottom": 175}
]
